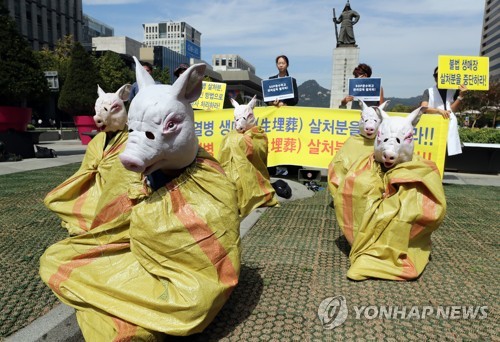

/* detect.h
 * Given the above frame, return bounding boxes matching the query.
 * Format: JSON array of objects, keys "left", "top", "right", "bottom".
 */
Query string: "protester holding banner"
[
  {"left": 420, "top": 66, "right": 468, "bottom": 156},
  {"left": 268, "top": 55, "right": 299, "bottom": 107},
  {"left": 340, "top": 63, "right": 384, "bottom": 109},
  {"left": 268, "top": 55, "right": 299, "bottom": 176}
]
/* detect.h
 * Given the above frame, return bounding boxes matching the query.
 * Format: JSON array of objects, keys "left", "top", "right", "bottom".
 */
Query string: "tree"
[
  {"left": 58, "top": 42, "right": 101, "bottom": 116},
  {"left": 152, "top": 66, "right": 170, "bottom": 85},
  {"left": 390, "top": 104, "right": 414, "bottom": 113},
  {"left": 0, "top": 3, "right": 49, "bottom": 106},
  {"left": 96, "top": 51, "right": 134, "bottom": 92},
  {"left": 460, "top": 80, "right": 500, "bottom": 128},
  {"left": 34, "top": 35, "right": 74, "bottom": 87}
]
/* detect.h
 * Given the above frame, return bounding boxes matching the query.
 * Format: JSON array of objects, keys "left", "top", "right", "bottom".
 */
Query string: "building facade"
[
  {"left": 480, "top": 0, "right": 499, "bottom": 80},
  {"left": 82, "top": 14, "right": 113, "bottom": 51},
  {"left": 212, "top": 54, "right": 256, "bottom": 74},
  {"left": 2, "top": 0, "right": 83, "bottom": 50},
  {"left": 142, "top": 21, "right": 201, "bottom": 59},
  {"left": 92, "top": 36, "right": 142, "bottom": 59}
]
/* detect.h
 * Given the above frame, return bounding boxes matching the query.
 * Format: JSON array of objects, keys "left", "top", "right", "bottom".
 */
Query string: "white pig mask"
[
  {"left": 119, "top": 57, "right": 206, "bottom": 175},
  {"left": 231, "top": 95, "right": 257, "bottom": 133},
  {"left": 357, "top": 99, "right": 389, "bottom": 139},
  {"left": 94, "top": 84, "right": 131, "bottom": 132},
  {"left": 374, "top": 106, "right": 427, "bottom": 169}
]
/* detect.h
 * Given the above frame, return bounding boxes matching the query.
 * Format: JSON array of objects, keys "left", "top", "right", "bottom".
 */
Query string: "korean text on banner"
[
  {"left": 438, "top": 55, "right": 489, "bottom": 91},
  {"left": 261, "top": 77, "right": 295, "bottom": 102},
  {"left": 348, "top": 77, "right": 382, "bottom": 102},
  {"left": 194, "top": 107, "right": 449, "bottom": 178},
  {"left": 191, "top": 81, "right": 227, "bottom": 111}
]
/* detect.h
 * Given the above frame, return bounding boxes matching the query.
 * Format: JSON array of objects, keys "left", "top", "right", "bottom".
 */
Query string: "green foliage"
[
  {"left": 0, "top": 3, "right": 49, "bottom": 106},
  {"left": 460, "top": 80, "right": 500, "bottom": 128},
  {"left": 390, "top": 104, "right": 414, "bottom": 113},
  {"left": 152, "top": 66, "right": 170, "bottom": 85},
  {"left": 97, "top": 51, "right": 134, "bottom": 92},
  {"left": 458, "top": 128, "right": 500, "bottom": 144},
  {"left": 58, "top": 42, "right": 101, "bottom": 116},
  {"left": 34, "top": 35, "right": 74, "bottom": 87}
]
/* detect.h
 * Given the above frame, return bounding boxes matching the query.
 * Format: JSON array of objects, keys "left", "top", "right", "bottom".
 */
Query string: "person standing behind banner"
[
  {"left": 340, "top": 63, "right": 384, "bottom": 109},
  {"left": 267, "top": 55, "right": 299, "bottom": 177},
  {"left": 128, "top": 61, "right": 161, "bottom": 102},
  {"left": 420, "top": 66, "right": 467, "bottom": 156},
  {"left": 268, "top": 55, "right": 299, "bottom": 107}
]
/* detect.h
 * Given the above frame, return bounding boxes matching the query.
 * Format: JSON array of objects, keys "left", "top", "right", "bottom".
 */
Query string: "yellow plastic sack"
[
  {"left": 327, "top": 134, "right": 374, "bottom": 199},
  {"left": 334, "top": 153, "right": 446, "bottom": 281},
  {"left": 39, "top": 148, "right": 241, "bottom": 339},
  {"left": 218, "top": 127, "right": 278, "bottom": 218},
  {"left": 44, "top": 129, "right": 144, "bottom": 235}
]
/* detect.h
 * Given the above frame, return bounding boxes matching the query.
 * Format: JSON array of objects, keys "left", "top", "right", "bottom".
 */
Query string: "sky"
[{"left": 82, "top": 0, "right": 485, "bottom": 99}]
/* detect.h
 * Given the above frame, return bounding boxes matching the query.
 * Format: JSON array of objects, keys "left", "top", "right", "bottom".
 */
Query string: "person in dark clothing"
[
  {"left": 268, "top": 55, "right": 299, "bottom": 176},
  {"left": 268, "top": 55, "right": 299, "bottom": 107}
]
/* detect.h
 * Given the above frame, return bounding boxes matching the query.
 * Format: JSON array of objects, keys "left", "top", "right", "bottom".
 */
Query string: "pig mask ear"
[
  {"left": 378, "top": 100, "right": 391, "bottom": 111},
  {"left": 230, "top": 98, "right": 239, "bottom": 108},
  {"left": 248, "top": 95, "right": 257, "bottom": 109},
  {"left": 406, "top": 106, "right": 427, "bottom": 127},
  {"left": 171, "top": 63, "right": 206, "bottom": 103},
  {"left": 97, "top": 85, "right": 106, "bottom": 98},
  {"left": 116, "top": 84, "right": 132, "bottom": 102},
  {"left": 357, "top": 98, "right": 367, "bottom": 110},
  {"left": 132, "top": 56, "right": 155, "bottom": 91}
]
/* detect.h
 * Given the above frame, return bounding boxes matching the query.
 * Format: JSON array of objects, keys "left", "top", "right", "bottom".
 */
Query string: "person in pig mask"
[
  {"left": 328, "top": 99, "right": 389, "bottom": 199},
  {"left": 44, "top": 84, "right": 146, "bottom": 235},
  {"left": 333, "top": 105, "right": 446, "bottom": 281},
  {"left": 217, "top": 95, "right": 279, "bottom": 218},
  {"left": 40, "top": 58, "right": 241, "bottom": 341}
]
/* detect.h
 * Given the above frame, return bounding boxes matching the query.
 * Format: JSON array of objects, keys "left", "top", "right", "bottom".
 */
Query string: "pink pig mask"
[
  {"left": 119, "top": 56, "right": 206, "bottom": 175},
  {"left": 374, "top": 106, "right": 427, "bottom": 169},
  {"left": 357, "top": 99, "right": 390, "bottom": 139},
  {"left": 231, "top": 95, "right": 257, "bottom": 133},
  {"left": 94, "top": 84, "right": 131, "bottom": 132}
]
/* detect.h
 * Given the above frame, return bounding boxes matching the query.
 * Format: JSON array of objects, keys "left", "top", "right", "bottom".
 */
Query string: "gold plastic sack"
[
  {"left": 328, "top": 134, "right": 374, "bottom": 199},
  {"left": 44, "top": 129, "right": 145, "bottom": 235},
  {"left": 334, "top": 153, "right": 446, "bottom": 281},
  {"left": 218, "top": 127, "right": 278, "bottom": 218},
  {"left": 39, "top": 148, "right": 241, "bottom": 340}
]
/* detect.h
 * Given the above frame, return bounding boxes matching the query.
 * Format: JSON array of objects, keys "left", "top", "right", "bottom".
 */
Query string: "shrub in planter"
[
  {"left": 458, "top": 128, "right": 500, "bottom": 144},
  {"left": 58, "top": 42, "right": 101, "bottom": 144},
  {"left": 58, "top": 42, "right": 101, "bottom": 116}
]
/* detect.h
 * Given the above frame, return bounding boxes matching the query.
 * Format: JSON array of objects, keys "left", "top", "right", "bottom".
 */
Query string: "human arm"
[
  {"left": 420, "top": 88, "right": 451, "bottom": 119},
  {"left": 449, "top": 85, "right": 468, "bottom": 113},
  {"left": 379, "top": 87, "right": 384, "bottom": 105}
]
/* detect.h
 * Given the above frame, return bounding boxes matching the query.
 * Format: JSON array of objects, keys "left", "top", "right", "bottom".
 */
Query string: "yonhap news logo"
[
  {"left": 318, "top": 296, "right": 488, "bottom": 330},
  {"left": 317, "top": 296, "right": 349, "bottom": 329}
]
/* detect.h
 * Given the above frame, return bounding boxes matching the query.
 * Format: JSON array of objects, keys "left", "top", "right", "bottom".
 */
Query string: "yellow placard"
[
  {"left": 191, "top": 81, "right": 227, "bottom": 110},
  {"left": 437, "top": 55, "right": 489, "bottom": 90},
  {"left": 195, "top": 106, "right": 449, "bottom": 177}
]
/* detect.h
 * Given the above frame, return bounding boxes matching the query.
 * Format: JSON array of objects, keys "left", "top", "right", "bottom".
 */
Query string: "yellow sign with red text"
[
  {"left": 195, "top": 106, "right": 449, "bottom": 176},
  {"left": 191, "top": 81, "right": 227, "bottom": 110}
]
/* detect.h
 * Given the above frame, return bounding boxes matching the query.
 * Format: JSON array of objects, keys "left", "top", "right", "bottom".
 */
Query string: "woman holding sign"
[
  {"left": 268, "top": 55, "right": 299, "bottom": 107},
  {"left": 268, "top": 55, "right": 299, "bottom": 177},
  {"left": 420, "top": 66, "right": 468, "bottom": 156},
  {"left": 340, "top": 63, "right": 384, "bottom": 109}
]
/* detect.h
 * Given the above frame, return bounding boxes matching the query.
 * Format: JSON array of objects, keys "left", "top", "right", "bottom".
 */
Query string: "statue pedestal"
[{"left": 329, "top": 46, "right": 360, "bottom": 109}]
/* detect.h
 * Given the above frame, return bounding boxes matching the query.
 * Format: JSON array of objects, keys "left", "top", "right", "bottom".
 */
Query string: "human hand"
[
  {"left": 341, "top": 95, "right": 354, "bottom": 105},
  {"left": 458, "top": 84, "right": 468, "bottom": 97},
  {"left": 273, "top": 99, "right": 280, "bottom": 107},
  {"left": 438, "top": 109, "right": 451, "bottom": 119}
]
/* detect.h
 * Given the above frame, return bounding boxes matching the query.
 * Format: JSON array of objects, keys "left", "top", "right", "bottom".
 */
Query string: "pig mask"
[
  {"left": 94, "top": 84, "right": 131, "bottom": 132},
  {"left": 231, "top": 95, "right": 257, "bottom": 133},
  {"left": 374, "top": 106, "right": 427, "bottom": 169},
  {"left": 357, "top": 99, "right": 390, "bottom": 139},
  {"left": 119, "top": 57, "right": 206, "bottom": 175}
]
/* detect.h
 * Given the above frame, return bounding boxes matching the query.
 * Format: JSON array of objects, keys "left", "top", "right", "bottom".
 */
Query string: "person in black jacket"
[
  {"left": 268, "top": 55, "right": 299, "bottom": 176},
  {"left": 268, "top": 55, "right": 299, "bottom": 107}
]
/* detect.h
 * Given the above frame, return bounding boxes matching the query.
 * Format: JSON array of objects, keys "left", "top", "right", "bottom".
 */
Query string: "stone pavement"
[{"left": 3, "top": 139, "right": 499, "bottom": 341}]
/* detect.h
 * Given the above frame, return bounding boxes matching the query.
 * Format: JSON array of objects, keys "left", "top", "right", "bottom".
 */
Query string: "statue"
[{"left": 333, "top": 1, "right": 360, "bottom": 46}]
